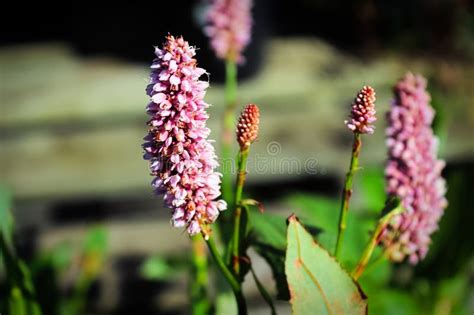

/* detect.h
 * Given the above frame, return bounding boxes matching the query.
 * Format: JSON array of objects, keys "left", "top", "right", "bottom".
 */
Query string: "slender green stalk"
[
  {"left": 335, "top": 132, "right": 362, "bottom": 258},
  {"left": 225, "top": 60, "right": 238, "bottom": 111},
  {"left": 205, "top": 233, "right": 247, "bottom": 315},
  {"left": 250, "top": 265, "right": 277, "bottom": 315},
  {"left": 364, "top": 250, "right": 389, "bottom": 274},
  {"left": 190, "top": 235, "right": 211, "bottom": 315},
  {"left": 221, "top": 60, "right": 238, "bottom": 203},
  {"left": 351, "top": 204, "right": 404, "bottom": 280},
  {"left": 232, "top": 148, "right": 249, "bottom": 276}
]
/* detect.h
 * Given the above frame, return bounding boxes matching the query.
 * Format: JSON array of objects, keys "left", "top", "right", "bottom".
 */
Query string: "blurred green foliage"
[
  {"left": 0, "top": 186, "right": 42, "bottom": 315},
  {"left": 246, "top": 158, "right": 473, "bottom": 314},
  {"left": 0, "top": 185, "right": 109, "bottom": 315},
  {"left": 140, "top": 254, "right": 189, "bottom": 281}
]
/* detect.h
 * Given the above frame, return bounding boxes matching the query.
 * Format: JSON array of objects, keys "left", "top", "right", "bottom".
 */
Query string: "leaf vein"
[{"left": 294, "top": 223, "right": 334, "bottom": 315}]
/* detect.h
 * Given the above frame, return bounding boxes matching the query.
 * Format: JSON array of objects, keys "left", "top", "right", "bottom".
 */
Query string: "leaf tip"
[{"left": 287, "top": 213, "right": 299, "bottom": 224}]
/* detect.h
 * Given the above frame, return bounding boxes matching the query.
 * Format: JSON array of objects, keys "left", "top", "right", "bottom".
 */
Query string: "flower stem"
[
  {"left": 204, "top": 233, "right": 247, "bottom": 315},
  {"left": 222, "top": 60, "right": 238, "bottom": 203},
  {"left": 364, "top": 250, "right": 389, "bottom": 273},
  {"left": 335, "top": 132, "right": 362, "bottom": 258},
  {"left": 351, "top": 202, "right": 404, "bottom": 280},
  {"left": 232, "top": 148, "right": 249, "bottom": 276},
  {"left": 250, "top": 264, "right": 277, "bottom": 315},
  {"left": 190, "top": 235, "right": 211, "bottom": 315}
]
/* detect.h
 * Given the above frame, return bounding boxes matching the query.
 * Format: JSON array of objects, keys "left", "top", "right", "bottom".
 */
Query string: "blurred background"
[{"left": 1, "top": 1, "right": 473, "bottom": 314}]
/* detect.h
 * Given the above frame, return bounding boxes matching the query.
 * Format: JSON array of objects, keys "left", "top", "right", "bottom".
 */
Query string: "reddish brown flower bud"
[{"left": 236, "top": 104, "right": 260, "bottom": 150}]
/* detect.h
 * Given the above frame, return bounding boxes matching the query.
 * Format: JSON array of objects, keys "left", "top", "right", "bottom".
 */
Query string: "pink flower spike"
[
  {"left": 204, "top": 0, "right": 253, "bottom": 63},
  {"left": 381, "top": 73, "right": 447, "bottom": 264},
  {"left": 143, "top": 35, "right": 227, "bottom": 237},
  {"left": 345, "top": 86, "right": 377, "bottom": 134}
]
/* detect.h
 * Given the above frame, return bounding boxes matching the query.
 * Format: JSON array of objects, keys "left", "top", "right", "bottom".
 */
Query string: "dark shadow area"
[
  {"left": 250, "top": 174, "right": 340, "bottom": 202},
  {"left": 113, "top": 255, "right": 184, "bottom": 315}
]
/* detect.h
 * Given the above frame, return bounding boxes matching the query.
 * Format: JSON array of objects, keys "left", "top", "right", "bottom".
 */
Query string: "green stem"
[
  {"left": 221, "top": 60, "right": 238, "bottom": 203},
  {"left": 250, "top": 265, "right": 277, "bottom": 315},
  {"left": 364, "top": 250, "right": 388, "bottom": 274},
  {"left": 225, "top": 60, "right": 238, "bottom": 109},
  {"left": 335, "top": 132, "right": 362, "bottom": 258},
  {"left": 190, "top": 235, "right": 211, "bottom": 315},
  {"left": 205, "top": 234, "right": 247, "bottom": 315},
  {"left": 232, "top": 148, "right": 249, "bottom": 276},
  {"left": 351, "top": 203, "right": 404, "bottom": 280}
]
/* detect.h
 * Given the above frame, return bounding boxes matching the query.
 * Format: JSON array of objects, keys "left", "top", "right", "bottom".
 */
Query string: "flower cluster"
[
  {"left": 204, "top": 0, "right": 252, "bottom": 63},
  {"left": 236, "top": 104, "right": 260, "bottom": 150},
  {"left": 381, "top": 73, "right": 447, "bottom": 264},
  {"left": 143, "top": 35, "right": 226, "bottom": 236},
  {"left": 345, "top": 86, "right": 377, "bottom": 134}
]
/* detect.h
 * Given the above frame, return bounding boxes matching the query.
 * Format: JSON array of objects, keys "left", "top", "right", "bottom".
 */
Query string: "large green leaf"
[
  {"left": 285, "top": 215, "right": 367, "bottom": 314},
  {"left": 286, "top": 194, "right": 377, "bottom": 270}
]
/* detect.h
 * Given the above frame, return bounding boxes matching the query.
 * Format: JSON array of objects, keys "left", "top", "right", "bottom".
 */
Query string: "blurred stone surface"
[{"left": 1, "top": 38, "right": 473, "bottom": 199}]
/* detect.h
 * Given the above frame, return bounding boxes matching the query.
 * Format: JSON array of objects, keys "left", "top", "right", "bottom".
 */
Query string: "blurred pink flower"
[
  {"left": 381, "top": 73, "right": 447, "bottom": 264},
  {"left": 204, "top": 0, "right": 252, "bottom": 63},
  {"left": 143, "top": 35, "right": 226, "bottom": 236},
  {"left": 345, "top": 85, "right": 377, "bottom": 134}
]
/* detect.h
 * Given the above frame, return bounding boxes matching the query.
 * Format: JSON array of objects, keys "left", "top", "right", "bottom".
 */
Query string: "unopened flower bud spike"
[
  {"left": 335, "top": 86, "right": 377, "bottom": 258},
  {"left": 232, "top": 104, "right": 260, "bottom": 277}
]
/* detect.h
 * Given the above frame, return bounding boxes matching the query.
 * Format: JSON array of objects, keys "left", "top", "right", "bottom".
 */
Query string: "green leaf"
[
  {"left": 285, "top": 215, "right": 367, "bottom": 314},
  {"left": 249, "top": 210, "right": 287, "bottom": 250},
  {"left": 1, "top": 234, "right": 42, "bottom": 315},
  {"left": 140, "top": 255, "right": 176, "bottom": 280},
  {"left": 434, "top": 273, "right": 471, "bottom": 315},
  {"left": 286, "top": 194, "right": 339, "bottom": 232},
  {"left": 0, "top": 185, "right": 14, "bottom": 250},
  {"left": 9, "top": 286, "right": 27, "bottom": 315},
  {"left": 368, "top": 289, "right": 420, "bottom": 315},
  {"left": 357, "top": 247, "right": 391, "bottom": 288},
  {"left": 215, "top": 291, "right": 237, "bottom": 315},
  {"left": 10, "top": 291, "right": 42, "bottom": 315},
  {"left": 252, "top": 243, "right": 289, "bottom": 300},
  {"left": 356, "top": 167, "right": 386, "bottom": 213},
  {"left": 248, "top": 210, "right": 289, "bottom": 300},
  {"left": 286, "top": 194, "right": 376, "bottom": 270},
  {"left": 83, "top": 226, "right": 107, "bottom": 254},
  {"left": 49, "top": 243, "right": 74, "bottom": 271},
  {"left": 250, "top": 266, "right": 277, "bottom": 315},
  {"left": 286, "top": 194, "right": 339, "bottom": 250}
]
